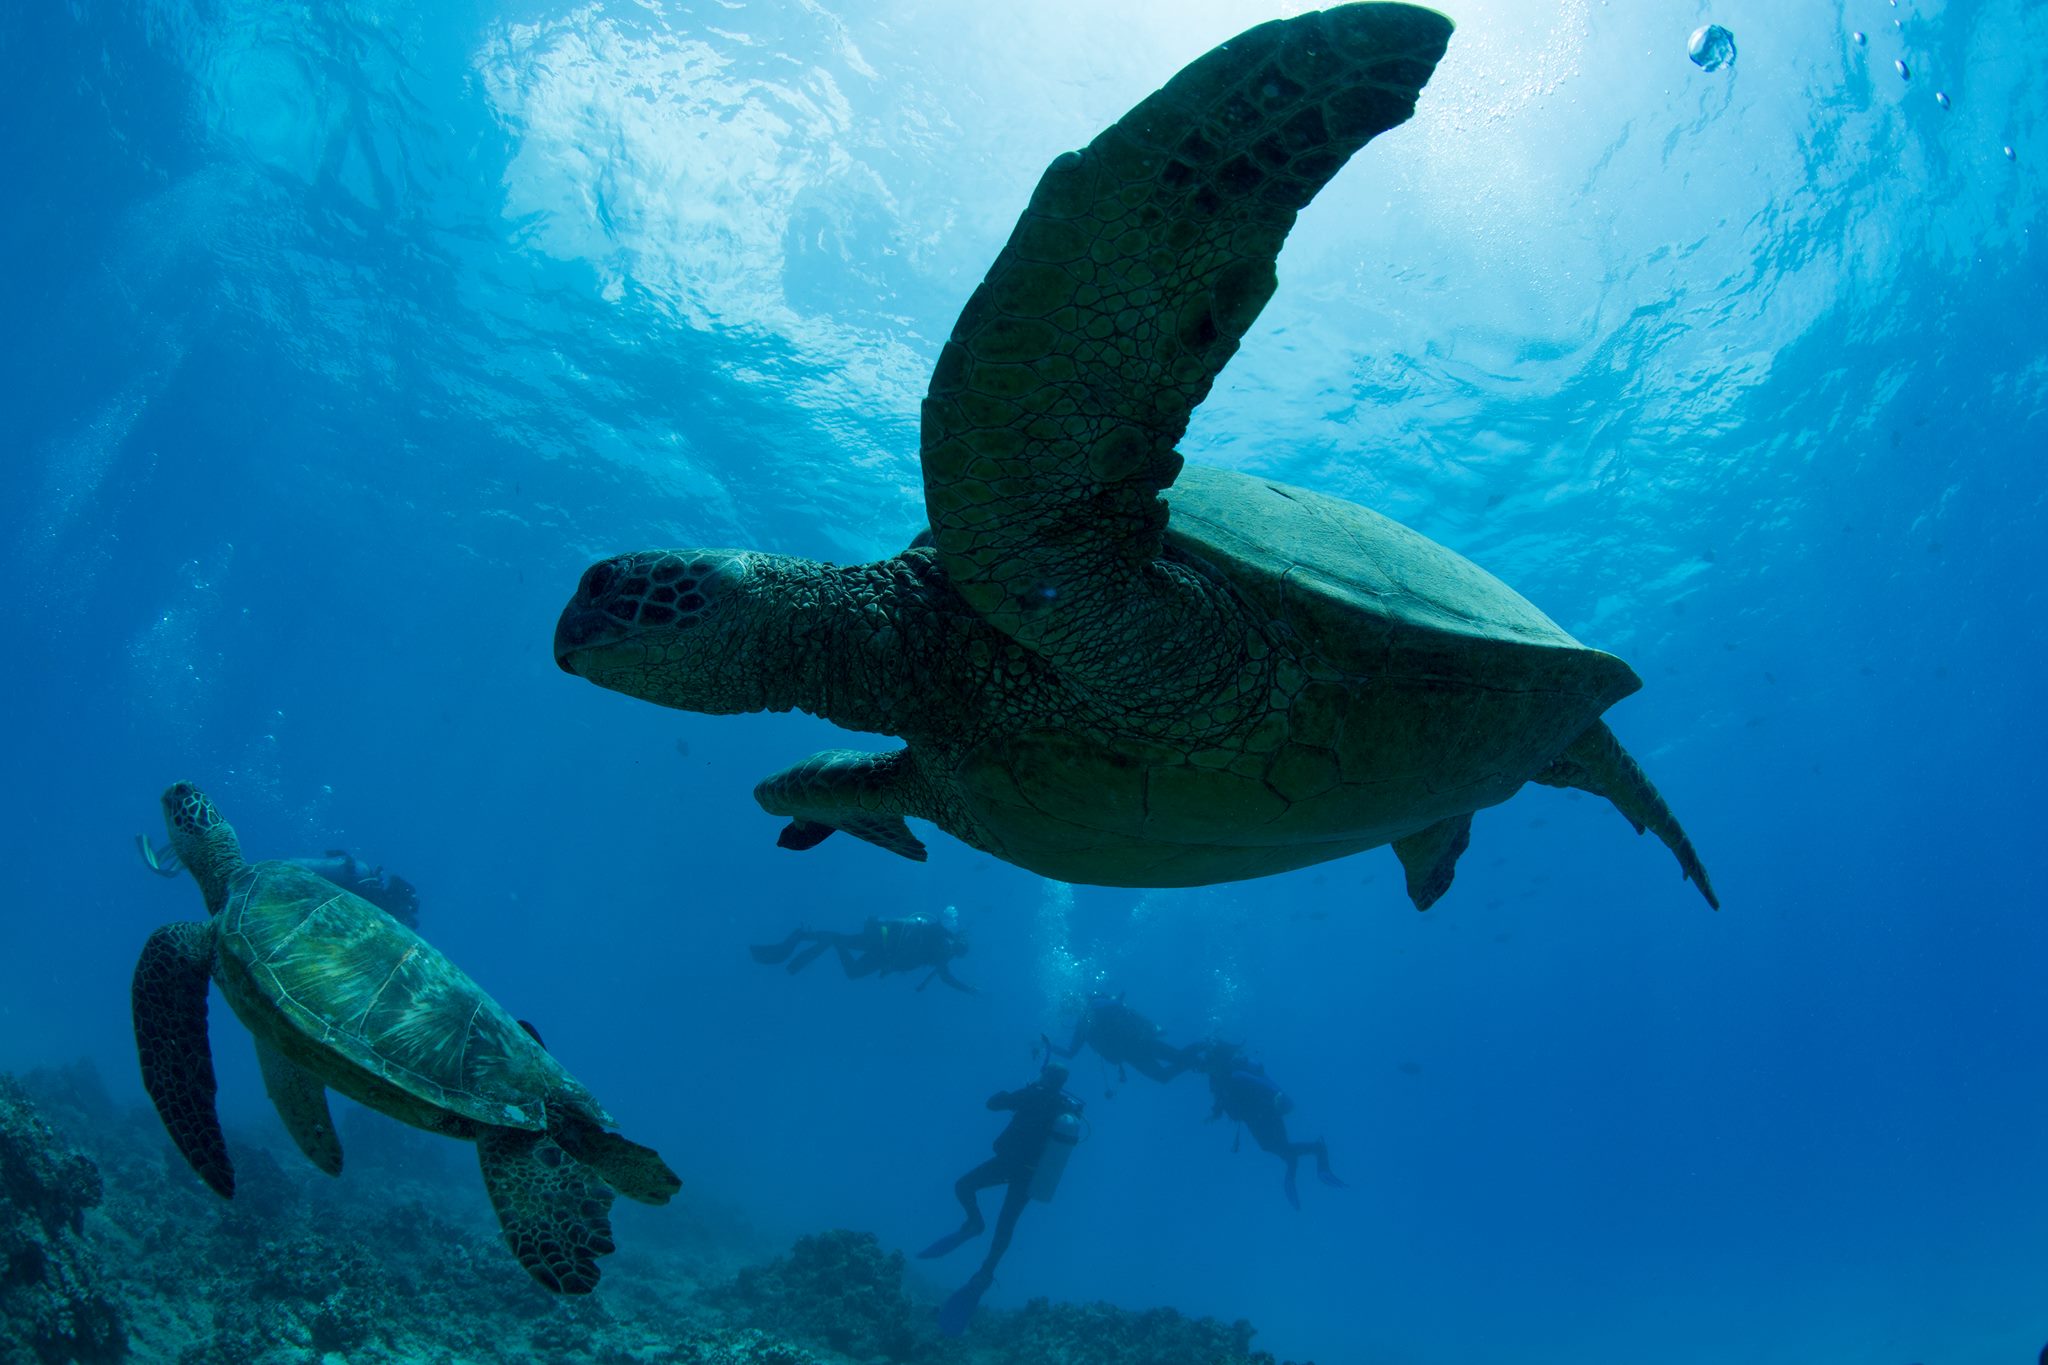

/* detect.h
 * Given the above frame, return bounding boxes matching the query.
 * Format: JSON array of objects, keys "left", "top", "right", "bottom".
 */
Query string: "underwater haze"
[{"left": 4, "top": 0, "right": 2045, "bottom": 1361}]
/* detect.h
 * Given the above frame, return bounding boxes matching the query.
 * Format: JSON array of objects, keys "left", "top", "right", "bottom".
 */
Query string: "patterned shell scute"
[
  {"left": 1160, "top": 464, "right": 1641, "bottom": 704},
  {"left": 220, "top": 863, "right": 568, "bottom": 1129}
]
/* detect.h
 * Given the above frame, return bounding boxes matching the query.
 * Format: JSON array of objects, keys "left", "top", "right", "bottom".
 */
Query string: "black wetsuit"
[
  {"left": 919, "top": 1073, "right": 1082, "bottom": 1279},
  {"left": 1048, "top": 997, "right": 1194, "bottom": 1083},
  {"left": 753, "top": 916, "right": 975, "bottom": 993},
  {"left": 1201, "top": 1048, "right": 1342, "bottom": 1208},
  {"left": 288, "top": 852, "right": 421, "bottom": 928}
]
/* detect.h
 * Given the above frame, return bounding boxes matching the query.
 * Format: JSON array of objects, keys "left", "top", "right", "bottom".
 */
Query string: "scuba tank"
[
  {"left": 1028, "top": 1111, "right": 1082, "bottom": 1203},
  {"left": 1231, "top": 1065, "right": 1294, "bottom": 1118}
]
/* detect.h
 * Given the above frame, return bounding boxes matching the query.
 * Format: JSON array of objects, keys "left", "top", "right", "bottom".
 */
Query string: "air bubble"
[
  {"left": 1688, "top": 23, "right": 1736, "bottom": 72},
  {"left": 1935, "top": 91, "right": 1950, "bottom": 110},
  {"left": 1852, "top": 31, "right": 1866, "bottom": 45},
  {"left": 1895, "top": 58, "right": 1911, "bottom": 81}
]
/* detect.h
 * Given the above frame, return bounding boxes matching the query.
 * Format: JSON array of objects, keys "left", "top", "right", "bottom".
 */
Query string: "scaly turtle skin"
[
  {"left": 553, "top": 3, "right": 1717, "bottom": 911},
  {"left": 131, "top": 783, "right": 680, "bottom": 1293}
]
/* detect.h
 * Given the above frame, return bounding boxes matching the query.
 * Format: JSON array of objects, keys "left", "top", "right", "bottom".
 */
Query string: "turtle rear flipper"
[
  {"left": 132, "top": 922, "right": 233, "bottom": 1198},
  {"left": 478, "top": 1128, "right": 617, "bottom": 1294},
  {"left": 1392, "top": 813, "right": 1474, "bottom": 911},
  {"left": 255, "top": 1040, "right": 342, "bottom": 1176},
  {"left": 1536, "top": 721, "right": 1720, "bottom": 909},
  {"left": 555, "top": 1117, "right": 682, "bottom": 1206},
  {"left": 754, "top": 749, "right": 930, "bottom": 862}
]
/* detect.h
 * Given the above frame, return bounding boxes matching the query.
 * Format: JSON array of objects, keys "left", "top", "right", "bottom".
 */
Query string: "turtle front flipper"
[
  {"left": 1535, "top": 721, "right": 1720, "bottom": 910},
  {"left": 921, "top": 4, "right": 1453, "bottom": 655},
  {"left": 754, "top": 748, "right": 930, "bottom": 862},
  {"left": 255, "top": 1039, "right": 343, "bottom": 1176},
  {"left": 132, "top": 921, "right": 234, "bottom": 1198},
  {"left": 478, "top": 1128, "right": 617, "bottom": 1294}
]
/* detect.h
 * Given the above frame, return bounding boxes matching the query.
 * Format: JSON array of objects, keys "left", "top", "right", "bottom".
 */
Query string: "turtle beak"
[
  {"left": 553, "top": 605, "right": 601, "bottom": 675},
  {"left": 553, "top": 604, "right": 644, "bottom": 678},
  {"left": 554, "top": 556, "right": 632, "bottom": 676}
]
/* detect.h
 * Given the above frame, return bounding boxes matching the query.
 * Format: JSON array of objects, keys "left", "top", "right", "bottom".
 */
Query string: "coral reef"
[
  {"left": 0, "top": 1075, "right": 126, "bottom": 1364},
  {"left": 0, "top": 1065, "right": 1305, "bottom": 1365},
  {"left": 701, "top": 1230, "right": 931, "bottom": 1363},
  {"left": 973, "top": 1297, "right": 1292, "bottom": 1365},
  {"left": 696, "top": 1230, "right": 1306, "bottom": 1365}
]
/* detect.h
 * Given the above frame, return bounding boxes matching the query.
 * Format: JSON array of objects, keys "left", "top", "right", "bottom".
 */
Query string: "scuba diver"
[
  {"left": 1193, "top": 1041, "right": 1344, "bottom": 1211},
  {"left": 749, "top": 906, "right": 976, "bottom": 994},
  {"left": 918, "top": 1063, "right": 1084, "bottom": 1337},
  {"left": 139, "top": 836, "right": 421, "bottom": 928},
  {"left": 1042, "top": 991, "right": 1196, "bottom": 1087}
]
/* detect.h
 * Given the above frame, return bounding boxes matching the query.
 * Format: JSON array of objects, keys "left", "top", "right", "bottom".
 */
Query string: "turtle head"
[
  {"left": 555, "top": 549, "right": 791, "bottom": 715},
  {"left": 161, "top": 782, "right": 243, "bottom": 911}
]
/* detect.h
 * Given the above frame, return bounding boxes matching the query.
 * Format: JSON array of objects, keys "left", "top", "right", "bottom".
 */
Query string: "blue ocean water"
[{"left": 3, "top": 0, "right": 2044, "bottom": 1359}]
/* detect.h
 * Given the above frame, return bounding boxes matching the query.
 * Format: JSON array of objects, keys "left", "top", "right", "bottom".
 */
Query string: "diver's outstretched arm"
[
  {"left": 1129, "top": 1043, "right": 1192, "bottom": 1083},
  {"left": 1043, "top": 1022, "right": 1086, "bottom": 1060},
  {"left": 925, "top": 964, "right": 978, "bottom": 995}
]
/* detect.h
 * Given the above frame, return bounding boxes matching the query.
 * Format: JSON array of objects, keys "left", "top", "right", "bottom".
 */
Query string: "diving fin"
[
  {"left": 938, "top": 1269, "right": 992, "bottom": 1338},
  {"left": 748, "top": 933, "right": 802, "bottom": 965},
  {"left": 785, "top": 940, "right": 832, "bottom": 975}
]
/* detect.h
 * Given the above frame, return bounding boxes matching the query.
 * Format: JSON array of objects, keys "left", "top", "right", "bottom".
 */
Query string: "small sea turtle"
[
  {"left": 554, "top": 3, "right": 1717, "bottom": 910},
  {"left": 131, "top": 782, "right": 680, "bottom": 1293}
]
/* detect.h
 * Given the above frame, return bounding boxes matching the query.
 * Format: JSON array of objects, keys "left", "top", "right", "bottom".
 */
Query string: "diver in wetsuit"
[
  {"left": 918, "top": 1063, "right": 1084, "bottom": 1335},
  {"left": 1043, "top": 991, "right": 1195, "bottom": 1086},
  {"left": 1194, "top": 1041, "right": 1344, "bottom": 1210},
  {"left": 749, "top": 906, "right": 976, "bottom": 994},
  {"left": 138, "top": 837, "right": 421, "bottom": 928}
]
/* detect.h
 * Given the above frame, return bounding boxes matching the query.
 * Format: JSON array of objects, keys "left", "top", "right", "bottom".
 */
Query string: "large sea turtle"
[
  {"left": 131, "top": 782, "right": 680, "bottom": 1293},
  {"left": 553, "top": 3, "right": 1718, "bottom": 911}
]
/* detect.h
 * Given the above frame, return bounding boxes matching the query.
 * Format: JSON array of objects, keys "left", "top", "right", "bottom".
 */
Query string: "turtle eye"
[{"left": 580, "top": 561, "right": 619, "bottom": 600}]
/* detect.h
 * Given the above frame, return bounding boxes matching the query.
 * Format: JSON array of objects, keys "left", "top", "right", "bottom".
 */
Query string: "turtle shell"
[
  {"left": 951, "top": 463, "right": 1652, "bottom": 885},
  {"left": 215, "top": 863, "right": 589, "bottom": 1131},
  {"left": 1161, "top": 464, "right": 1636, "bottom": 689},
  {"left": 949, "top": 466, "right": 1646, "bottom": 887},
  {"left": 1147, "top": 463, "right": 1642, "bottom": 831}
]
